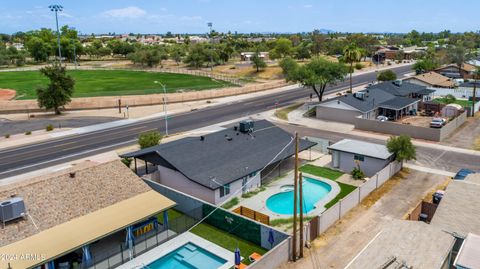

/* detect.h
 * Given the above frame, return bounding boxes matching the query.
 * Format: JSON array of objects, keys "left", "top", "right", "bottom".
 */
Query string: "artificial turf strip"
[
  {"left": 300, "top": 164, "right": 344, "bottom": 180},
  {"left": 323, "top": 181, "right": 357, "bottom": 209},
  {"left": 190, "top": 222, "right": 267, "bottom": 265},
  {"left": 0, "top": 70, "right": 236, "bottom": 99}
]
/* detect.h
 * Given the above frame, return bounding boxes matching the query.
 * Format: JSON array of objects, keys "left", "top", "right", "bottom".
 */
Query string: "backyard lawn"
[
  {"left": 191, "top": 222, "right": 267, "bottom": 265},
  {"left": 300, "top": 164, "right": 357, "bottom": 209},
  {"left": 0, "top": 70, "right": 236, "bottom": 99},
  {"left": 432, "top": 97, "right": 473, "bottom": 107}
]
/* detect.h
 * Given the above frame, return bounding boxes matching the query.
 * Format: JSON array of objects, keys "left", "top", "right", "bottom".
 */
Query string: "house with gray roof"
[
  {"left": 316, "top": 80, "right": 435, "bottom": 123},
  {"left": 328, "top": 139, "right": 394, "bottom": 177},
  {"left": 122, "top": 120, "right": 316, "bottom": 205}
]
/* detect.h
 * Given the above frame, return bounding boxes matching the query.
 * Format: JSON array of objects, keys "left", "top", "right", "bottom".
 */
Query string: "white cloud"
[
  {"left": 303, "top": 4, "right": 313, "bottom": 8},
  {"left": 102, "top": 6, "right": 146, "bottom": 19}
]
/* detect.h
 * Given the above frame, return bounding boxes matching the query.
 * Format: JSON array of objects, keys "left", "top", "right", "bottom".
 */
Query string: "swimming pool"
[
  {"left": 144, "top": 242, "right": 227, "bottom": 269},
  {"left": 266, "top": 177, "right": 332, "bottom": 215}
]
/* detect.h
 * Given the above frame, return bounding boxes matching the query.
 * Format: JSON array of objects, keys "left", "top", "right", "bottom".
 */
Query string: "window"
[
  {"left": 219, "top": 183, "right": 230, "bottom": 197},
  {"left": 354, "top": 154, "right": 365, "bottom": 162}
]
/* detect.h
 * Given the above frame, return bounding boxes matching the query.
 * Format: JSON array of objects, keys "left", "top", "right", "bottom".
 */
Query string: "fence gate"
[{"left": 309, "top": 216, "right": 320, "bottom": 240}]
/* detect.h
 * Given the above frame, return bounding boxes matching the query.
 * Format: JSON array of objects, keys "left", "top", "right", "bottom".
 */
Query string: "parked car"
[
  {"left": 453, "top": 168, "right": 476, "bottom": 180},
  {"left": 376, "top": 115, "right": 389, "bottom": 122},
  {"left": 430, "top": 118, "right": 446, "bottom": 128}
]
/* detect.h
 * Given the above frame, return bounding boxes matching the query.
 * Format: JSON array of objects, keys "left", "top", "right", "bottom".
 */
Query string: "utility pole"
[
  {"left": 473, "top": 69, "right": 478, "bottom": 116},
  {"left": 299, "top": 171, "right": 304, "bottom": 258},
  {"left": 49, "top": 4, "right": 63, "bottom": 64},
  {"left": 155, "top": 81, "right": 169, "bottom": 136},
  {"left": 292, "top": 132, "right": 299, "bottom": 262}
]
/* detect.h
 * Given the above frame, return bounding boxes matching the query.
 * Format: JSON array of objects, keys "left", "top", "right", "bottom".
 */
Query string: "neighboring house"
[
  {"left": 240, "top": 51, "right": 269, "bottom": 61},
  {"left": 458, "top": 82, "right": 480, "bottom": 100},
  {"left": 316, "top": 81, "right": 435, "bottom": 123},
  {"left": 435, "top": 63, "right": 477, "bottom": 79},
  {"left": 0, "top": 160, "right": 175, "bottom": 269},
  {"left": 328, "top": 139, "right": 394, "bottom": 177},
  {"left": 453, "top": 233, "right": 480, "bottom": 269},
  {"left": 345, "top": 220, "right": 456, "bottom": 269},
  {"left": 405, "top": 71, "right": 456, "bottom": 88},
  {"left": 122, "top": 120, "right": 316, "bottom": 205}
]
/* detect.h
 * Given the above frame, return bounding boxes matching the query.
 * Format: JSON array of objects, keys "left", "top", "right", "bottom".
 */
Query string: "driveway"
[{"left": 278, "top": 170, "right": 446, "bottom": 269}]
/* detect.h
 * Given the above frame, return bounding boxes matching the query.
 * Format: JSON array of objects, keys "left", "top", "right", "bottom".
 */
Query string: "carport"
[{"left": 378, "top": 97, "right": 420, "bottom": 121}]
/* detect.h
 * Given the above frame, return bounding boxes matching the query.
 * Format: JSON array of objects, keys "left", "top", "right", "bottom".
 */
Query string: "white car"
[
  {"left": 376, "top": 116, "right": 389, "bottom": 122},
  {"left": 430, "top": 118, "right": 445, "bottom": 128}
]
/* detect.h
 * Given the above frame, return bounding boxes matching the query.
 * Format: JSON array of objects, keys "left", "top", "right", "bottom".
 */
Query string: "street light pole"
[
  {"left": 154, "top": 81, "right": 169, "bottom": 136},
  {"left": 49, "top": 4, "right": 63, "bottom": 64}
]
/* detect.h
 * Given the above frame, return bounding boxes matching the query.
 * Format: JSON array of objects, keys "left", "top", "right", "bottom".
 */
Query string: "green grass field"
[
  {"left": 432, "top": 97, "right": 473, "bottom": 107},
  {"left": 0, "top": 70, "right": 235, "bottom": 100}
]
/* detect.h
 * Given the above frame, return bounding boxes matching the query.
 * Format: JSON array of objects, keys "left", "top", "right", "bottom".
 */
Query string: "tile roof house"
[
  {"left": 405, "top": 71, "right": 456, "bottom": 88},
  {"left": 316, "top": 81, "right": 435, "bottom": 123},
  {"left": 122, "top": 120, "right": 316, "bottom": 205},
  {"left": 435, "top": 63, "right": 477, "bottom": 79},
  {"left": 345, "top": 220, "right": 456, "bottom": 269}
]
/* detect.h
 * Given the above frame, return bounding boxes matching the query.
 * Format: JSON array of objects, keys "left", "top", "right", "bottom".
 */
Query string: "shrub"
[
  {"left": 138, "top": 130, "right": 163, "bottom": 149},
  {"left": 221, "top": 197, "right": 239, "bottom": 209},
  {"left": 121, "top": 157, "right": 132, "bottom": 168},
  {"left": 46, "top": 124, "right": 54, "bottom": 132},
  {"left": 25, "top": 131, "right": 32, "bottom": 135},
  {"left": 4, "top": 134, "right": 10, "bottom": 138},
  {"left": 351, "top": 167, "right": 366, "bottom": 180},
  {"left": 355, "top": 63, "right": 363, "bottom": 70},
  {"left": 377, "top": 70, "right": 397, "bottom": 81},
  {"left": 444, "top": 94, "right": 456, "bottom": 104}
]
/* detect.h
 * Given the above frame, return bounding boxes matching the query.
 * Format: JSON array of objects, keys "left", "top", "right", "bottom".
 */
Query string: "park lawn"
[
  {"left": 432, "top": 97, "right": 473, "bottom": 107},
  {"left": 191, "top": 222, "right": 267, "bottom": 265},
  {"left": 0, "top": 70, "right": 236, "bottom": 100},
  {"left": 300, "top": 164, "right": 344, "bottom": 180}
]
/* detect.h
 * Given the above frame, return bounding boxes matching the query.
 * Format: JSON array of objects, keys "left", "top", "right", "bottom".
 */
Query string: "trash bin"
[{"left": 419, "top": 213, "right": 428, "bottom": 222}]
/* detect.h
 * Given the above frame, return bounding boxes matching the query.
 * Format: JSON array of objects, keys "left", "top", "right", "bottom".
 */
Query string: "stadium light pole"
[
  {"left": 49, "top": 4, "right": 63, "bottom": 64},
  {"left": 154, "top": 81, "right": 169, "bottom": 136}
]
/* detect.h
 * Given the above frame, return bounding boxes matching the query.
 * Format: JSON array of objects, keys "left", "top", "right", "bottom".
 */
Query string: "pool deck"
[
  {"left": 237, "top": 171, "right": 341, "bottom": 219},
  {"left": 116, "top": 232, "right": 236, "bottom": 269}
]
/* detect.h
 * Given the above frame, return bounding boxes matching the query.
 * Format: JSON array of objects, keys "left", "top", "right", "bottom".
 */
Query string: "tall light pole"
[
  {"left": 49, "top": 4, "right": 63, "bottom": 64},
  {"left": 154, "top": 81, "right": 169, "bottom": 136}
]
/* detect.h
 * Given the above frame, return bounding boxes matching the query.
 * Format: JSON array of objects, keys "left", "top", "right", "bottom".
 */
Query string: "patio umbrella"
[
  {"left": 234, "top": 248, "right": 241, "bottom": 266},
  {"left": 81, "top": 245, "right": 92, "bottom": 268},
  {"left": 268, "top": 228, "right": 275, "bottom": 249},
  {"left": 163, "top": 210, "right": 169, "bottom": 229},
  {"left": 125, "top": 226, "right": 135, "bottom": 260}
]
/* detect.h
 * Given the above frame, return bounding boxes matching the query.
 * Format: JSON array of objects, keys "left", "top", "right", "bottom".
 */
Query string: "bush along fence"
[
  {"left": 143, "top": 178, "right": 292, "bottom": 269},
  {"left": 306, "top": 161, "right": 403, "bottom": 241},
  {"left": 0, "top": 79, "right": 288, "bottom": 113}
]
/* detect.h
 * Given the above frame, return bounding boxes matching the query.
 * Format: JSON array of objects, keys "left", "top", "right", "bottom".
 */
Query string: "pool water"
[
  {"left": 145, "top": 242, "right": 227, "bottom": 269},
  {"left": 266, "top": 177, "right": 332, "bottom": 215}
]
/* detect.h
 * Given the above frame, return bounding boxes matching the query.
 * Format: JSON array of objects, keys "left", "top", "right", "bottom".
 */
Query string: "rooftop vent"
[
  {"left": 0, "top": 197, "right": 26, "bottom": 227},
  {"left": 354, "top": 92, "right": 366, "bottom": 100},
  {"left": 393, "top": 79, "right": 402, "bottom": 86},
  {"left": 226, "top": 136, "right": 233, "bottom": 141},
  {"left": 239, "top": 120, "right": 254, "bottom": 133}
]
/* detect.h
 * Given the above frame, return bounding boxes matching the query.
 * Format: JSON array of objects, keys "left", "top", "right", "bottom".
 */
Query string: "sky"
[{"left": 1, "top": 0, "right": 479, "bottom": 34}]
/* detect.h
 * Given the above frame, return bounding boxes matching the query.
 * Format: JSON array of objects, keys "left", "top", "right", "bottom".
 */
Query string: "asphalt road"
[
  {"left": 277, "top": 123, "right": 480, "bottom": 173},
  {"left": 0, "top": 65, "right": 418, "bottom": 179}
]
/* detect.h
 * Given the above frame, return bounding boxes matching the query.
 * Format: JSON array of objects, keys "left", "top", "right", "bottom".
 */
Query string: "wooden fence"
[
  {"left": 406, "top": 201, "right": 438, "bottom": 223},
  {"left": 233, "top": 206, "right": 270, "bottom": 225}
]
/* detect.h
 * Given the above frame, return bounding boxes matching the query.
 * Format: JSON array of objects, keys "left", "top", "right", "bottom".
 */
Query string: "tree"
[
  {"left": 279, "top": 57, "right": 298, "bottom": 77},
  {"left": 343, "top": 44, "right": 362, "bottom": 92},
  {"left": 271, "top": 38, "right": 293, "bottom": 59},
  {"left": 413, "top": 59, "right": 439, "bottom": 74},
  {"left": 295, "top": 43, "right": 311, "bottom": 60},
  {"left": 251, "top": 51, "right": 267, "bottom": 72},
  {"left": 444, "top": 94, "right": 457, "bottom": 104},
  {"left": 36, "top": 64, "right": 75, "bottom": 115},
  {"left": 377, "top": 70, "right": 397, "bottom": 81},
  {"left": 284, "top": 57, "right": 347, "bottom": 102},
  {"left": 386, "top": 135, "right": 416, "bottom": 162},
  {"left": 447, "top": 45, "right": 467, "bottom": 67},
  {"left": 184, "top": 44, "right": 207, "bottom": 68},
  {"left": 25, "top": 37, "right": 51, "bottom": 62},
  {"left": 138, "top": 131, "right": 163, "bottom": 149}
]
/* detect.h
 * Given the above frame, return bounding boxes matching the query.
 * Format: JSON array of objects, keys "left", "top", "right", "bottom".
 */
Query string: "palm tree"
[{"left": 343, "top": 44, "right": 362, "bottom": 92}]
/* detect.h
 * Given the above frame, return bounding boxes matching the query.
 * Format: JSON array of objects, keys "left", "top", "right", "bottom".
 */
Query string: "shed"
[
  {"left": 327, "top": 139, "right": 394, "bottom": 177},
  {"left": 442, "top": 103, "right": 463, "bottom": 117}
]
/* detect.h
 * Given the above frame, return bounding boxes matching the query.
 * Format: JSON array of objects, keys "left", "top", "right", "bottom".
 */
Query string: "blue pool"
[
  {"left": 145, "top": 242, "right": 227, "bottom": 269},
  {"left": 266, "top": 177, "right": 332, "bottom": 215}
]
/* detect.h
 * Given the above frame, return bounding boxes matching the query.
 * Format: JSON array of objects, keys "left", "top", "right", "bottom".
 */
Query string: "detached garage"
[{"left": 328, "top": 139, "right": 394, "bottom": 177}]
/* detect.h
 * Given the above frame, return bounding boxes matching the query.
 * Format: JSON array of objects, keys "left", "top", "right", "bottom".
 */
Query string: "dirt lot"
[
  {"left": 399, "top": 115, "right": 435, "bottom": 127},
  {"left": 442, "top": 112, "right": 480, "bottom": 150},
  {"left": 279, "top": 170, "right": 447, "bottom": 269}
]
